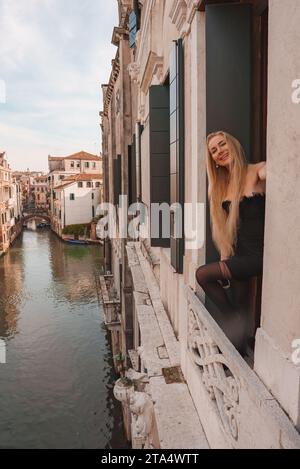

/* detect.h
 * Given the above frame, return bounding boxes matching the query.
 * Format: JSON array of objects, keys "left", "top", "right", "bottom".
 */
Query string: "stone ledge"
[
  {"left": 134, "top": 243, "right": 181, "bottom": 366},
  {"left": 127, "top": 242, "right": 208, "bottom": 448},
  {"left": 137, "top": 304, "right": 171, "bottom": 377},
  {"left": 150, "top": 376, "right": 209, "bottom": 449}
]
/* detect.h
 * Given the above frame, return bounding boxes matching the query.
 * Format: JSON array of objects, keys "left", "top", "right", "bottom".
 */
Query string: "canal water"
[{"left": 0, "top": 230, "right": 126, "bottom": 449}]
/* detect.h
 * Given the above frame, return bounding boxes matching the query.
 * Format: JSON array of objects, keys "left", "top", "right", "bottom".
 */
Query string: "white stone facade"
[
  {"left": 101, "top": 0, "right": 300, "bottom": 449},
  {"left": 48, "top": 151, "right": 103, "bottom": 237},
  {"left": 52, "top": 176, "right": 102, "bottom": 236}
]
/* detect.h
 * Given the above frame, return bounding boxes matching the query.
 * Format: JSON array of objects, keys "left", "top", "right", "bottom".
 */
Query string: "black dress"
[{"left": 222, "top": 193, "right": 265, "bottom": 280}]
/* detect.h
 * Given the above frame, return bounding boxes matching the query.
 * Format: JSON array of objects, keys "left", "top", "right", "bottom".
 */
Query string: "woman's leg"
[
  {"left": 195, "top": 262, "right": 246, "bottom": 353},
  {"left": 195, "top": 261, "right": 233, "bottom": 315}
]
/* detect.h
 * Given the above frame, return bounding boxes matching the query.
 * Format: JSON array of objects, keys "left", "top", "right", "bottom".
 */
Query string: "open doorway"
[{"left": 204, "top": 0, "right": 268, "bottom": 363}]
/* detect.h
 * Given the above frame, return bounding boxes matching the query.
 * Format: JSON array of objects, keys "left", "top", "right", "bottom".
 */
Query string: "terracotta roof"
[
  {"left": 54, "top": 174, "right": 102, "bottom": 190},
  {"left": 49, "top": 151, "right": 101, "bottom": 162},
  {"left": 64, "top": 173, "right": 102, "bottom": 182}
]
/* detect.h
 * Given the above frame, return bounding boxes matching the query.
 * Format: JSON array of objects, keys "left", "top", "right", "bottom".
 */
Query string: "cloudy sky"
[{"left": 0, "top": 0, "right": 118, "bottom": 171}]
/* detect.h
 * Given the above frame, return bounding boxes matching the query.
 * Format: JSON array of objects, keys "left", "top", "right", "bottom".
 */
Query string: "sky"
[{"left": 0, "top": 0, "right": 118, "bottom": 171}]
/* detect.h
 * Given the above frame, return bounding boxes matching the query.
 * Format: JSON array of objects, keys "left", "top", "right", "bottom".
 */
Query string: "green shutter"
[
  {"left": 128, "top": 139, "right": 137, "bottom": 206},
  {"left": 113, "top": 155, "right": 121, "bottom": 206},
  {"left": 149, "top": 85, "right": 170, "bottom": 248},
  {"left": 170, "top": 39, "right": 185, "bottom": 273}
]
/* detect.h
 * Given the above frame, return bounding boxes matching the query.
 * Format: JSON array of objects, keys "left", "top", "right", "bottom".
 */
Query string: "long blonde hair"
[{"left": 206, "top": 131, "right": 248, "bottom": 258}]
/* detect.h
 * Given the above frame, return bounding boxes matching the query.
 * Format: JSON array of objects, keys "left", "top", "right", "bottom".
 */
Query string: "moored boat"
[{"left": 63, "top": 238, "right": 89, "bottom": 245}]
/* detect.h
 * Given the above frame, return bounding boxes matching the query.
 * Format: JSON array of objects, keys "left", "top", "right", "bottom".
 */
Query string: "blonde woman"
[{"left": 196, "top": 131, "right": 266, "bottom": 352}]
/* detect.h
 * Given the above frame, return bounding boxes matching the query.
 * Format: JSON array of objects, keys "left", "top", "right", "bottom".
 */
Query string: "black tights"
[{"left": 195, "top": 262, "right": 247, "bottom": 353}]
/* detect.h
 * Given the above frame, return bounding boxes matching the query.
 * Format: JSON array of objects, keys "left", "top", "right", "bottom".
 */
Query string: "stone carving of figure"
[{"left": 129, "top": 391, "right": 154, "bottom": 448}]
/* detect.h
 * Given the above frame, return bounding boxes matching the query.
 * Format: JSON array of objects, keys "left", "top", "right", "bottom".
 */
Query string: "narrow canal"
[{"left": 0, "top": 230, "right": 126, "bottom": 449}]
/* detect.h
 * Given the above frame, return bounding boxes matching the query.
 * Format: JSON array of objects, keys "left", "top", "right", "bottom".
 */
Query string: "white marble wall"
[{"left": 254, "top": 0, "right": 300, "bottom": 429}]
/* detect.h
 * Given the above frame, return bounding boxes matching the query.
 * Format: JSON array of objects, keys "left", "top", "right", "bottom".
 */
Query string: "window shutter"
[
  {"left": 205, "top": 3, "right": 252, "bottom": 264},
  {"left": 113, "top": 155, "right": 121, "bottom": 206},
  {"left": 170, "top": 39, "right": 185, "bottom": 273},
  {"left": 133, "top": 0, "right": 141, "bottom": 30},
  {"left": 135, "top": 123, "right": 143, "bottom": 201},
  {"left": 129, "top": 11, "right": 137, "bottom": 49},
  {"left": 149, "top": 85, "right": 170, "bottom": 248},
  {"left": 128, "top": 142, "right": 137, "bottom": 206}
]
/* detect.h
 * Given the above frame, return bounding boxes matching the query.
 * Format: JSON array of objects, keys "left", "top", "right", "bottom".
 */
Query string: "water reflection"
[
  {"left": 0, "top": 237, "right": 25, "bottom": 339},
  {"left": 0, "top": 230, "right": 126, "bottom": 449}
]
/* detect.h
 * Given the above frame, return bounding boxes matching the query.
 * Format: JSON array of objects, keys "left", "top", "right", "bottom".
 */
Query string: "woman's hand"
[
  {"left": 257, "top": 161, "right": 266, "bottom": 181},
  {"left": 220, "top": 251, "right": 228, "bottom": 261}
]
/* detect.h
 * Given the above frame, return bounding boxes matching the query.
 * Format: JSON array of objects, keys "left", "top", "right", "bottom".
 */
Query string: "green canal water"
[{"left": 0, "top": 229, "right": 126, "bottom": 449}]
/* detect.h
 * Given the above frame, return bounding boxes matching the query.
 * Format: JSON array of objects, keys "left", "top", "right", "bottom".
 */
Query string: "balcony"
[
  {"left": 184, "top": 286, "right": 300, "bottom": 448},
  {"left": 124, "top": 240, "right": 300, "bottom": 449},
  {"left": 99, "top": 274, "right": 121, "bottom": 327}
]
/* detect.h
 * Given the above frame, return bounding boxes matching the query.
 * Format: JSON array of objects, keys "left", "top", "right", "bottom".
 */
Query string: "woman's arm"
[{"left": 257, "top": 161, "right": 266, "bottom": 181}]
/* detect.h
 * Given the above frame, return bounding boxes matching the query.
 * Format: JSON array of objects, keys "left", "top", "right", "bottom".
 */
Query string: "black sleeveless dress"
[{"left": 222, "top": 193, "right": 266, "bottom": 280}]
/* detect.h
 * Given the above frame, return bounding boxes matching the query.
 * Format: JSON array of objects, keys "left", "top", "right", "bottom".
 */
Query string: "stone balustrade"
[{"left": 185, "top": 285, "right": 300, "bottom": 448}]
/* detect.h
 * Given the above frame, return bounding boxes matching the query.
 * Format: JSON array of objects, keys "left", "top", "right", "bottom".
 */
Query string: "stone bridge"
[{"left": 22, "top": 209, "right": 51, "bottom": 224}]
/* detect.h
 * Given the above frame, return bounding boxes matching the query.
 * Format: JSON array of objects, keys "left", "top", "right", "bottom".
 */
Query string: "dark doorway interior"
[{"left": 205, "top": 1, "right": 268, "bottom": 361}]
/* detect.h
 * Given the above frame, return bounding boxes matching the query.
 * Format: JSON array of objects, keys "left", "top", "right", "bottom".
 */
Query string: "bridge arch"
[{"left": 22, "top": 215, "right": 51, "bottom": 224}]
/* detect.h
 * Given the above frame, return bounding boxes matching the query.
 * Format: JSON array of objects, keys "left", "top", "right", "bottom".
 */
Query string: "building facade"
[
  {"left": 0, "top": 152, "right": 22, "bottom": 255},
  {"left": 13, "top": 170, "right": 45, "bottom": 210},
  {"left": 32, "top": 175, "right": 49, "bottom": 210},
  {"left": 48, "top": 151, "right": 103, "bottom": 238},
  {"left": 101, "top": 0, "right": 300, "bottom": 449},
  {"left": 52, "top": 174, "right": 102, "bottom": 237}
]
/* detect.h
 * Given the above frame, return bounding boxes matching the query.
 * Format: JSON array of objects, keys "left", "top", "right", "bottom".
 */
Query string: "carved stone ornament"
[
  {"left": 113, "top": 377, "right": 134, "bottom": 403},
  {"left": 129, "top": 391, "right": 154, "bottom": 449},
  {"left": 188, "top": 306, "right": 240, "bottom": 441},
  {"left": 115, "top": 89, "right": 120, "bottom": 115},
  {"left": 169, "top": 0, "right": 187, "bottom": 34},
  {"left": 128, "top": 62, "right": 141, "bottom": 84},
  {"left": 169, "top": 0, "right": 201, "bottom": 37},
  {"left": 138, "top": 104, "right": 145, "bottom": 120}
]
